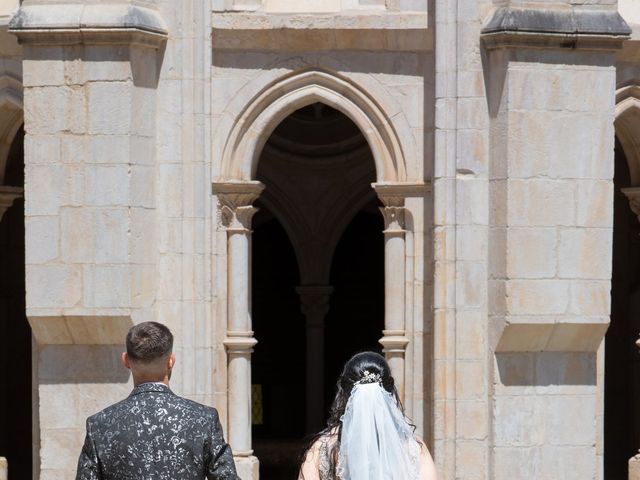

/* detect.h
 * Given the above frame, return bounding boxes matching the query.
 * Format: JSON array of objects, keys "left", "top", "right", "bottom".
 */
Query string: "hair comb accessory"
[{"left": 355, "top": 370, "right": 382, "bottom": 385}]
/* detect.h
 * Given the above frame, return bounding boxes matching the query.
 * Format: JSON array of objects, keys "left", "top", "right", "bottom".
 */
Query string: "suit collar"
[{"left": 130, "top": 382, "right": 173, "bottom": 397}]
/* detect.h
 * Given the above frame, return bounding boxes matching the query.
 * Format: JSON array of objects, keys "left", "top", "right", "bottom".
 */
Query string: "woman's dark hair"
[{"left": 301, "top": 351, "right": 407, "bottom": 475}]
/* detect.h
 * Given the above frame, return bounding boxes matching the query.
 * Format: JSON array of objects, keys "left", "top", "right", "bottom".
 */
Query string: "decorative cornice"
[
  {"left": 9, "top": 4, "right": 168, "bottom": 47},
  {"left": 481, "top": 7, "right": 631, "bottom": 51}
]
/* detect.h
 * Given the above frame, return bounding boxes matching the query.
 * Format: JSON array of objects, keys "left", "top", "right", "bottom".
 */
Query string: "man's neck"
[{"left": 133, "top": 377, "right": 170, "bottom": 387}]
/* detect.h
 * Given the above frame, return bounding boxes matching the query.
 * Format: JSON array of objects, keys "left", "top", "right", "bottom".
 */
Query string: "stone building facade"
[{"left": 0, "top": 0, "right": 640, "bottom": 479}]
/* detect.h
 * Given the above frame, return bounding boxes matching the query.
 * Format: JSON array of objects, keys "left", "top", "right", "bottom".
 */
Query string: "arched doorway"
[
  {"left": 606, "top": 137, "right": 640, "bottom": 477},
  {"left": 0, "top": 125, "right": 31, "bottom": 478},
  {"left": 250, "top": 103, "right": 384, "bottom": 478}
]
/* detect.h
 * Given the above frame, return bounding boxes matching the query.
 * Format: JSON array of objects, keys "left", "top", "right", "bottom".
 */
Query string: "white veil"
[{"left": 337, "top": 380, "right": 421, "bottom": 480}]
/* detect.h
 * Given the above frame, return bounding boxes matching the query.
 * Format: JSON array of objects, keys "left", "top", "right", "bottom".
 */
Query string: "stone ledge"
[
  {"left": 28, "top": 315, "right": 133, "bottom": 345},
  {"left": 9, "top": 3, "right": 167, "bottom": 47},
  {"left": 482, "top": 7, "right": 631, "bottom": 50},
  {"left": 212, "top": 12, "right": 430, "bottom": 51},
  {"left": 494, "top": 316, "right": 609, "bottom": 352}
]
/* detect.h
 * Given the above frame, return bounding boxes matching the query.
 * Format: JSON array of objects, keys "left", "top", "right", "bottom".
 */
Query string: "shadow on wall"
[
  {"left": 496, "top": 352, "right": 596, "bottom": 387},
  {"left": 39, "top": 344, "right": 130, "bottom": 384}
]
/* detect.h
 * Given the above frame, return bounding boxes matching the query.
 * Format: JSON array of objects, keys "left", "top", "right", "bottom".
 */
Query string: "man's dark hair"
[{"left": 126, "top": 322, "right": 173, "bottom": 362}]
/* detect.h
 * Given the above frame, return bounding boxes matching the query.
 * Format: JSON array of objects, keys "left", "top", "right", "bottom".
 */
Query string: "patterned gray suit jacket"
[{"left": 76, "top": 383, "right": 239, "bottom": 480}]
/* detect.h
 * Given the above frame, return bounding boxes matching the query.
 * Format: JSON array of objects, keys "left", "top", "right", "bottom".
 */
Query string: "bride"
[{"left": 299, "top": 352, "right": 437, "bottom": 480}]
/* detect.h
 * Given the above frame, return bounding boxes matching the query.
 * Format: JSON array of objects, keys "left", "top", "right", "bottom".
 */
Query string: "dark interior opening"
[
  {"left": 250, "top": 103, "right": 383, "bottom": 479},
  {"left": 605, "top": 137, "right": 640, "bottom": 478},
  {"left": 0, "top": 125, "right": 31, "bottom": 479}
]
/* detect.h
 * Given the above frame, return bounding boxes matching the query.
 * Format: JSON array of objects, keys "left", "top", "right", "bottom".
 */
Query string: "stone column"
[
  {"left": 0, "top": 457, "right": 6, "bottom": 480},
  {"left": 0, "top": 185, "right": 21, "bottom": 221},
  {"left": 374, "top": 184, "right": 409, "bottom": 400},
  {"left": 213, "top": 181, "right": 264, "bottom": 480},
  {"left": 296, "top": 285, "right": 333, "bottom": 434}
]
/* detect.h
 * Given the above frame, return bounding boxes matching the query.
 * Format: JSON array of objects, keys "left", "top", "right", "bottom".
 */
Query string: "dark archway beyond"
[
  {"left": 605, "top": 137, "right": 640, "bottom": 478},
  {"left": 250, "top": 103, "right": 384, "bottom": 480},
  {"left": 0, "top": 126, "right": 31, "bottom": 479}
]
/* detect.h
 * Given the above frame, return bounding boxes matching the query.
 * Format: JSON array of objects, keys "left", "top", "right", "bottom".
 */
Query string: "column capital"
[
  {"left": 296, "top": 285, "right": 333, "bottom": 326},
  {"left": 0, "top": 186, "right": 22, "bottom": 221},
  {"left": 372, "top": 182, "right": 431, "bottom": 207},
  {"left": 213, "top": 181, "right": 265, "bottom": 232}
]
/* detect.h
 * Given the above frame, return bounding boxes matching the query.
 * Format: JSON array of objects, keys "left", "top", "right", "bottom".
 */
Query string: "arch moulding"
[
  {"left": 218, "top": 69, "right": 407, "bottom": 183},
  {"left": 615, "top": 85, "right": 640, "bottom": 220}
]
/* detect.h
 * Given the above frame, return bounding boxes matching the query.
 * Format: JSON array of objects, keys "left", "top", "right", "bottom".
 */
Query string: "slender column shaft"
[
  {"left": 297, "top": 286, "right": 333, "bottom": 434},
  {"left": 214, "top": 182, "right": 264, "bottom": 460},
  {"left": 378, "top": 202, "right": 409, "bottom": 400}
]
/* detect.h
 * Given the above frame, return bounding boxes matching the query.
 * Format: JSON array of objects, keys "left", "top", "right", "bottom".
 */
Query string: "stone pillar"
[
  {"left": 0, "top": 457, "right": 6, "bottom": 480},
  {"left": 10, "top": 3, "right": 167, "bottom": 477},
  {"left": 374, "top": 184, "right": 409, "bottom": 400},
  {"left": 482, "top": 8, "right": 629, "bottom": 480},
  {"left": 0, "top": 185, "right": 21, "bottom": 220},
  {"left": 213, "top": 181, "right": 264, "bottom": 480},
  {"left": 296, "top": 285, "right": 333, "bottom": 434}
]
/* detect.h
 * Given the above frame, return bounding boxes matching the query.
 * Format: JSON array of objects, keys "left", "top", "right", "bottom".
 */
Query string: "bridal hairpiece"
[{"left": 355, "top": 370, "right": 382, "bottom": 385}]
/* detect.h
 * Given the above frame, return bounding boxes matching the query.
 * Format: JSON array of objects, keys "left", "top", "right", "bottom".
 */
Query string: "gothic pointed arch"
[
  {"left": 615, "top": 84, "right": 640, "bottom": 186},
  {"left": 218, "top": 69, "right": 407, "bottom": 183}
]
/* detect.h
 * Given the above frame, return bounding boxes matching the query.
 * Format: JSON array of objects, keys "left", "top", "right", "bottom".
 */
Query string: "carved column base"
[
  {"left": 630, "top": 453, "right": 640, "bottom": 480},
  {"left": 235, "top": 454, "right": 259, "bottom": 480}
]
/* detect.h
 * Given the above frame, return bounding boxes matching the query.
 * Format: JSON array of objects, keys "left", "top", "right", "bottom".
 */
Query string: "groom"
[{"left": 76, "top": 322, "right": 239, "bottom": 480}]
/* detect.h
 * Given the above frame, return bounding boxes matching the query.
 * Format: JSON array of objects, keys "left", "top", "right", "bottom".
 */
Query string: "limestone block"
[
  {"left": 569, "top": 281, "right": 611, "bottom": 316},
  {"left": 83, "top": 46, "right": 132, "bottom": 83},
  {"left": 25, "top": 164, "right": 83, "bottom": 215},
  {"left": 575, "top": 180, "right": 613, "bottom": 228},
  {"left": 82, "top": 265, "right": 131, "bottom": 309},
  {"left": 25, "top": 135, "right": 60, "bottom": 164},
  {"left": 130, "top": 207, "right": 156, "bottom": 264},
  {"left": 61, "top": 134, "right": 88, "bottom": 165},
  {"left": 25, "top": 216, "right": 59, "bottom": 264},
  {"left": 457, "top": 399, "right": 489, "bottom": 440},
  {"left": 89, "top": 135, "right": 130, "bottom": 164},
  {"left": 558, "top": 228, "right": 612, "bottom": 279},
  {"left": 506, "top": 228, "right": 556, "bottom": 279},
  {"left": 40, "top": 383, "right": 80, "bottom": 430},
  {"left": 506, "top": 280, "right": 569, "bottom": 315},
  {"left": 60, "top": 207, "right": 95, "bottom": 263},
  {"left": 24, "top": 86, "right": 67, "bottom": 134},
  {"left": 493, "top": 447, "right": 540, "bottom": 480},
  {"left": 456, "top": 129, "right": 488, "bottom": 175},
  {"left": 131, "top": 265, "right": 156, "bottom": 308},
  {"left": 456, "top": 177, "right": 488, "bottom": 225},
  {"left": 22, "top": 48, "right": 65, "bottom": 87},
  {"left": 26, "top": 265, "right": 82, "bottom": 309},
  {"left": 494, "top": 395, "right": 543, "bottom": 446},
  {"left": 456, "top": 361, "right": 486, "bottom": 399},
  {"left": 544, "top": 395, "right": 595, "bottom": 445},
  {"left": 85, "top": 165, "right": 130, "bottom": 207},
  {"left": 457, "top": 310, "right": 486, "bottom": 360},
  {"left": 94, "top": 209, "right": 129, "bottom": 264},
  {"left": 456, "top": 261, "right": 486, "bottom": 308},
  {"left": 87, "top": 82, "right": 132, "bottom": 135},
  {"left": 507, "top": 179, "right": 574, "bottom": 227}
]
